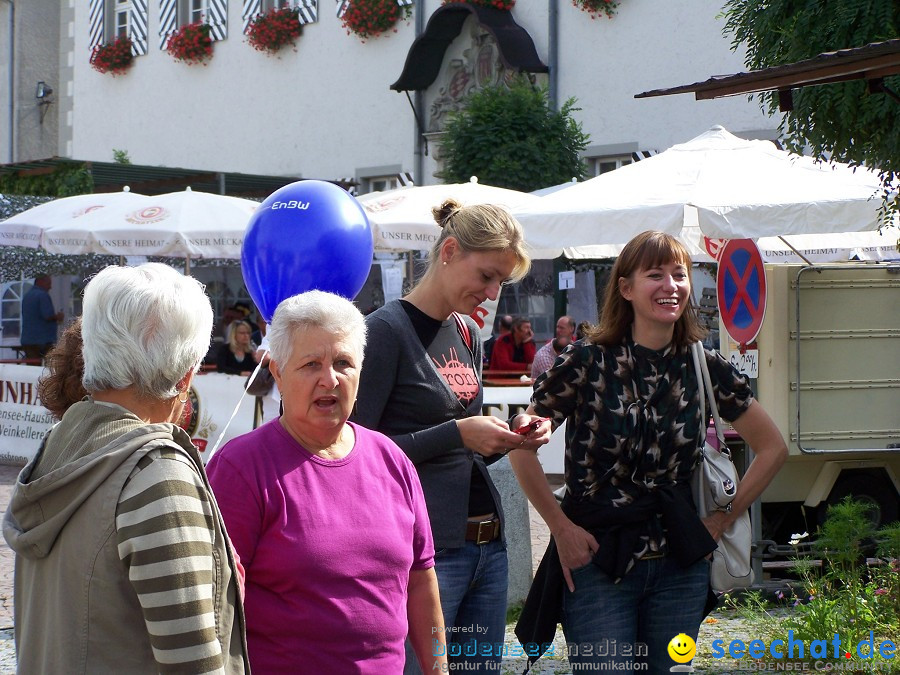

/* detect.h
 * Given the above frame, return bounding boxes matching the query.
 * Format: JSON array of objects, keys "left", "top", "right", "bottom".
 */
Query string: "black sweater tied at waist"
[{"left": 515, "top": 482, "right": 717, "bottom": 665}]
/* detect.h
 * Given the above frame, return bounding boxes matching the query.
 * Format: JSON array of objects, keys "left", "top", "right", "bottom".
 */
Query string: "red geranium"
[
  {"left": 573, "top": 0, "right": 620, "bottom": 19},
  {"left": 166, "top": 21, "right": 213, "bottom": 65},
  {"left": 246, "top": 6, "right": 303, "bottom": 54},
  {"left": 341, "top": 0, "right": 412, "bottom": 41},
  {"left": 90, "top": 35, "right": 135, "bottom": 75},
  {"left": 441, "top": 0, "right": 515, "bottom": 9}
]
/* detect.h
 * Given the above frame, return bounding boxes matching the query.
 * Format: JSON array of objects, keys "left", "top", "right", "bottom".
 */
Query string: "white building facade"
[
  {"left": 4, "top": 0, "right": 778, "bottom": 186},
  {"left": 0, "top": 0, "right": 781, "bottom": 344}
]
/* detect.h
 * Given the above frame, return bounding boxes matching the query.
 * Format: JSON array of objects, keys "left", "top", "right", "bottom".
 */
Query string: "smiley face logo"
[{"left": 667, "top": 633, "right": 696, "bottom": 664}]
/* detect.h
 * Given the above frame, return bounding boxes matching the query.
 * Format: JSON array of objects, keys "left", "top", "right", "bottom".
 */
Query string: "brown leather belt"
[{"left": 465, "top": 518, "right": 501, "bottom": 544}]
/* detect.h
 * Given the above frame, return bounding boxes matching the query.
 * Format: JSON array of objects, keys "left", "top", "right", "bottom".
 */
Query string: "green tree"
[
  {"left": 438, "top": 77, "right": 589, "bottom": 192},
  {"left": 722, "top": 0, "right": 900, "bottom": 222}
]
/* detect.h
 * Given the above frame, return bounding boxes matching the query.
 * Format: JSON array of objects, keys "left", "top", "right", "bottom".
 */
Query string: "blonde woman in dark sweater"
[{"left": 353, "top": 199, "right": 550, "bottom": 674}]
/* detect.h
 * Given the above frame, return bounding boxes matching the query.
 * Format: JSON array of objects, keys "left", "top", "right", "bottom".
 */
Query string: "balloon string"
[{"left": 206, "top": 350, "right": 269, "bottom": 461}]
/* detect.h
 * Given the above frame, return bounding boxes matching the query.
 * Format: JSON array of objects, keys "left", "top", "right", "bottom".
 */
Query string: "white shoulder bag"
[{"left": 690, "top": 342, "right": 753, "bottom": 591}]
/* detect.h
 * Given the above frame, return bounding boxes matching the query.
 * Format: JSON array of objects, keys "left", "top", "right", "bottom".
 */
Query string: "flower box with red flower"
[
  {"left": 341, "top": 0, "right": 413, "bottom": 41},
  {"left": 574, "top": 0, "right": 620, "bottom": 19},
  {"left": 441, "top": 0, "right": 516, "bottom": 10},
  {"left": 246, "top": 6, "right": 303, "bottom": 54},
  {"left": 90, "top": 35, "right": 135, "bottom": 76},
  {"left": 166, "top": 21, "right": 214, "bottom": 65}
]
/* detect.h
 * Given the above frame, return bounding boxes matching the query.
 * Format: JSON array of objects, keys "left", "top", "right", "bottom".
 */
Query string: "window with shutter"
[
  {"left": 91, "top": 0, "right": 148, "bottom": 55},
  {"left": 160, "top": 0, "right": 228, "bottom": 46}
]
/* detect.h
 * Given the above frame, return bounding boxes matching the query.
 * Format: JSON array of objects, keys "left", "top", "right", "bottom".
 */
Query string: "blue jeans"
[
  {"left": 405, "top": 539, "right": 508, "bottom": 674},
  {"left": 562, "top": 555, "right": 710, "bottom": 673}
]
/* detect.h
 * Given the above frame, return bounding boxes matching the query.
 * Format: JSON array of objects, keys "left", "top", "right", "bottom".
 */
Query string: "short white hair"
[
  {"left": 81, "top": 263, "right": 213, "bottom": 400},
  {"left": 267, "top": 291, "right": 366, "bottom": 369}
]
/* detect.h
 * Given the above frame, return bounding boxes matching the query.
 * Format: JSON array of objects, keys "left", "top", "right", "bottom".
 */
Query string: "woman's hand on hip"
[
  {"left": 456, "top": 416, "right": 528, "bottom": 457},
  {"left": 553, "top": 520, "right": 599, "bottom": 592}
]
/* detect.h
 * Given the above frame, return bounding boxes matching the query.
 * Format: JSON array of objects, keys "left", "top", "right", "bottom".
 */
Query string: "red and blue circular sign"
[{"left": 716, "top": 239, "right": 767, "bottom": 345}]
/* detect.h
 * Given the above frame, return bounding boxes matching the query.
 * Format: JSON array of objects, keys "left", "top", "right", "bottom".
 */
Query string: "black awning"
[{"left": 391, "top": 3, "right": 547, "bottom": 92}]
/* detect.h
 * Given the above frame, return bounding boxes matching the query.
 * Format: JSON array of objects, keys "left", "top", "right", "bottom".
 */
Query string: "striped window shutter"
[
  {"left": 631, "top": 150, "right": 659, "bottom": 162},
  {"left": 296, "top": 0, "right": 317, "bottom": 25},
  {"left": 158, "top": 0, "right": 177, "bottom": 49},
  {"left": 130, "top": 0, "right": 149, "bottom": 55},
  {"left": 207, "top": 0, "right": 228, "bottom": 41},
  {"left": 89, "top": 0, "right": 104, "bottom": 49},
  {"left": 241, "top": 0, "right": 261, "bottom": 33}
]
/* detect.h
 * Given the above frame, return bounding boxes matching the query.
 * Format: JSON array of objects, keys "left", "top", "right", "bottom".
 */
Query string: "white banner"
[{"left": 0, "top": 365, "right": 279, "bottom": 466}]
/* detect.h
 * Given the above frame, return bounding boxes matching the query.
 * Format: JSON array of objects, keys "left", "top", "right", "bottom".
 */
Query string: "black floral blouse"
[{"left": 532, "top": 336, "right": 754, "bottom": 560}]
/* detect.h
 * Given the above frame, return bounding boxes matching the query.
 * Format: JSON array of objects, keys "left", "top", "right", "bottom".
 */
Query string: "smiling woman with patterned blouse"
[{"left": 510, "top": 231, "right": 787, "bottom": 673}]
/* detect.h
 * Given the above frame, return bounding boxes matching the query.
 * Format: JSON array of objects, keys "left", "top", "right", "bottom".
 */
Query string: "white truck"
[{"left": 725, "top": 262, "right": 899, "bottom": 546}]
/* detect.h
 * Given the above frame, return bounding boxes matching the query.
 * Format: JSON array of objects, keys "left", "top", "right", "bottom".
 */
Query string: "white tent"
[
  {"left": 357, "top": 178, "right": 540, "bottom": 252},
  {"left": 513, "top": 126, "right": 894, "bottom": 251}
]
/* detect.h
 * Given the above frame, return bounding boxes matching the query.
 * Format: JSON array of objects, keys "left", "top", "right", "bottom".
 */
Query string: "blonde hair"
[
  {"left": 227, "top": 320, "right": 255, "bottom": 354},
  {"left": 588, "top": 231, "right": 706, "bottom": 349},
  {"left": 426, "top": 199, "right": 531, "bottom": 282}
]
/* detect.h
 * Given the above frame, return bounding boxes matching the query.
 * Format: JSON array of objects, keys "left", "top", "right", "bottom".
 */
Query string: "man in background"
[
  {"left": 489, "top": 316, "right": 535, "bottom": 371},
  {"left": 554, "top": 315, "right": 576, "bottom": 342},
  {"left": 483, "top": 314, "right": 513, "bottom": 368},
  {"left": 21, "top": 275, "right": 63, "bottom": 362},
  {"left": 531, "top": 335, "right": 572, "bottom": 379},
  {"left": 530, "top": 315, "right": 577, "bottom": 378}
]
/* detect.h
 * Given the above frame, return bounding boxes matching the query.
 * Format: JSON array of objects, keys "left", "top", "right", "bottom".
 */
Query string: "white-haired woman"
[
  {"left": 3, "top": 263, "right": 249, "bottom": 674},
  {"left": 206, "top": 290, "right": 446, "bottom": 674},
  {"left": 353, "top": 199, "right": 550, "bottom": 674}
]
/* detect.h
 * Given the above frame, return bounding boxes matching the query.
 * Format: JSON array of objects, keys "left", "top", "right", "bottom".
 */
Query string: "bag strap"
[
  {"left": 453, "top": 312, "right": 472, "bottom": 350},
  {"left": 692, "top": 341, "right": 727, "bottom": 449}
]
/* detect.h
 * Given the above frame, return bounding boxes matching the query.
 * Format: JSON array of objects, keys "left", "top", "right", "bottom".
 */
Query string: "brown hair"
[
  {"left": 587, "top": 231, "right": 706, "bottom": 348},
  {"left": 38, "top": 318, "right": 88, "bottom": 420},
  {"left": 427, "top": 199, "right": 531, "bottom": 282}
]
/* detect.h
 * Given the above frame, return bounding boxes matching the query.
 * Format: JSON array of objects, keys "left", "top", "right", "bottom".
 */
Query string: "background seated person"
[
  {"left": 216, "top": 319, "right": 259, "bottom": 375},
  {"left": 531, "top": 335, "right": 572, "bottom": 380},
  {"left": 483, "top": 314, "right": 513, "bottom": 368},
  {"left": 489, "top": 316, "right": 535, "bottom": 372}
]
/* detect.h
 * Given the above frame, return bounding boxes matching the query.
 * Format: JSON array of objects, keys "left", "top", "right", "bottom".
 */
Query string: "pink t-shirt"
[{"left": 207, "top": 420, "right": 434, "bottom": 674}]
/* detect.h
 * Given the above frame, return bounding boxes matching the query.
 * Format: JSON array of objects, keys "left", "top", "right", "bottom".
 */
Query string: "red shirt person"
[{"left": 489, "top": 317, "right": 536, "bottom": 371}]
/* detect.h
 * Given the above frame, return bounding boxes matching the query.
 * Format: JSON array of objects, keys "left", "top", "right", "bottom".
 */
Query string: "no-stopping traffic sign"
[{"left": 716, "top": 239, "right": 767, "bottom": 346}]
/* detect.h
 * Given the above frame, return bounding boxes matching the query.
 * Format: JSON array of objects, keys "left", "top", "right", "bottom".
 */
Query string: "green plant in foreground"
[{"left": 778, "top": 499, "right": 899, "bottom": 663}]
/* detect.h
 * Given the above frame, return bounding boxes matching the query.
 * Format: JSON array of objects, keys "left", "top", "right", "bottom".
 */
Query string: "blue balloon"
[{"left": 241, "top": 180, "right": 373, "bottom": 322}]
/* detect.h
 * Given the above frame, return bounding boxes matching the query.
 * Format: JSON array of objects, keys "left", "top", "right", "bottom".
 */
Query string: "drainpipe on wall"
[
  {"left": 3, "top": 0, "right": 13, "bottom": 162},
  {"left": 413, "top": 0, "right": 425, "bottom": 186},
  {"left": 548, "top": 0, "right": 558, "bottom": 111}
]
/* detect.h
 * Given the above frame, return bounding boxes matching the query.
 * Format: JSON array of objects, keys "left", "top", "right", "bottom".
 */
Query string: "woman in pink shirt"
[{"left": 207, "top": 290, "right": 445, "bottom": 674}]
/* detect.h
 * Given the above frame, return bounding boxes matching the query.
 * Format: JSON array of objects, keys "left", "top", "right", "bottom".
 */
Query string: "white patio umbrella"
[
  {"left": 513, "top": 126, "right": 892, "bottom": 250},
  {"left": 34, "top": 188, "right": 258, "bottom": 259},
  {"left": 0, "top": 187, "right": 147, "bottom": 249},
  {"left": 552, "top": 219, "right": 899, "bottom": 264},
  {"left": 356, "top": 177, "right": 540, "bottom": 252}
]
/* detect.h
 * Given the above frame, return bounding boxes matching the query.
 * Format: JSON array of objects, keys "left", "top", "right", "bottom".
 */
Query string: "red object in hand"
[{"left": 514, "top": 418, "right": 548, "bottom": 435}]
